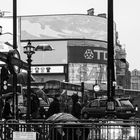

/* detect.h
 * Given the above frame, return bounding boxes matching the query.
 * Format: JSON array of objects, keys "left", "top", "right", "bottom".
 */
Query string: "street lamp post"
[{"left": 24, "top": 41, "right": 35, "bottom": 122}]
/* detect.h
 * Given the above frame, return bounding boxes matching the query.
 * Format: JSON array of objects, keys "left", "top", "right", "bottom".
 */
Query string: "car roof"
[{"left": 91, "top": 97, "right": 131, "bottom": 102}]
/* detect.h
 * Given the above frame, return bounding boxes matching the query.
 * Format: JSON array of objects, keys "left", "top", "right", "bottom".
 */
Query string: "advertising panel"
[
  {"left": 68, "top": 45, "right": 107, "bottom": 64},
  {"left": 69, "top": 63, "right": 107, "bottom": 84},
  {"left": 20, "top": 14, "right": 107, "bottom": 41},
  {"left": 31, "top": 65, "right": 64, "bottom": 74},
  {"left": 20, "top": 41, "right": 67, "bottom": 64}
]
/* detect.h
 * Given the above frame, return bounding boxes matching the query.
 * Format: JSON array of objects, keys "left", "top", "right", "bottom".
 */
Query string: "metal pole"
[
  {"left": 0, "top": 68, "right": 3, "bottom": 120},
  {"left": 13, "top": 0, "right": 18, "bottom": 120},
  {"left": 13, "top": 0, "right": 17, "bottom": 49},
  {"left": 81, "top": 82, "right": 84, "bottom": 104},
  {"left": 107, "top": 0, "right": 115, "bottom": 101},
  {"left": 27, "top": 55, "right": 32, "bottom": 122}
]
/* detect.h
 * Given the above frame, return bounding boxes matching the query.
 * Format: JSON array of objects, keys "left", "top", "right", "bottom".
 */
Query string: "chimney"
[
  {"left": 97, "top": 13, "right": 106, "bottom": 18},
  {"left": 87, "top": 8, "right": 94, "bottom": 16}
]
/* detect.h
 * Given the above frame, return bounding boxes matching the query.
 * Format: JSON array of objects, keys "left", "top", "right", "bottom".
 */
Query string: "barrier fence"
[{"left": 0, "top": 119, "right": 140, "bottom": 140}]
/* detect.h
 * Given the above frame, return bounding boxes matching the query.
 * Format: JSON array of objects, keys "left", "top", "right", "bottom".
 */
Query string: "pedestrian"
[
  {"left": 47, "top": 94, "right": 61, "bottom": 118},
  {"left": 30, "top": 93, "right": 40, "bottom": 119},
  {"left": 39, "top": 106, "right": 46, "bottom": 119},
  {"left": 2, "top": 97, "right": 13, "bottom": 120},
  {"left": 71, "top": 94, "right": 82, "bottom": 119},
  {"left": 0, "top": 97, "right": 4, "bottom": 119}
]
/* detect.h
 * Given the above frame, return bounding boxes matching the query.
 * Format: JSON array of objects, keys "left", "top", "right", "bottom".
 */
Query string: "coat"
[
  {"left": 47, "top": 98, "right": 60, "bottom": 117},
  {"left": 71, "top": 102, "right": 82, "bottom": 119}
]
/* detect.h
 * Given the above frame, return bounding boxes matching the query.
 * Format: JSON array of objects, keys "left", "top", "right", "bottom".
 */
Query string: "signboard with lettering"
[
  {"left": 68, "top": 46, "right": 107, "bottom": 64},
  {"left": 31, "top": 65, "right": 64, "bottom": 74},
  {"left": 13, "top": 132, "right": 36, "bottom": 140}
]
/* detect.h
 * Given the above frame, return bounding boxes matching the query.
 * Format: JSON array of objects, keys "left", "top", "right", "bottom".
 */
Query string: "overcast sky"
[{"left": 1, "top": 0, "right": 140, "bottom": 71}]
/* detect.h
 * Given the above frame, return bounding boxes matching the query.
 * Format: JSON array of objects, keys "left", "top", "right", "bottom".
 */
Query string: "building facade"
[
  {"left": 131, "top": 69, "right": 140, "bottom": 90},
  {"left": 115, "top": 36, "right": 131, "bottom": 89}
]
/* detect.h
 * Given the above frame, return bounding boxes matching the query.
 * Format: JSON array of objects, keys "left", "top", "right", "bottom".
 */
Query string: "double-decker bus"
[{"left": 43, "top": 80, "right": 82, "bottom": 97}]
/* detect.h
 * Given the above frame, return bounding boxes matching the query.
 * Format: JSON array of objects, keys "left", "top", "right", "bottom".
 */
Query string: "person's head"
[
  {"left": 54, "top": 94, "right": 61, "bottom": 100},
  {"left": 71, "top": 94, "right": 79, "bottom": 102},
  {"left": 5, "top": 97, "right": 11, "bottom": 103}
]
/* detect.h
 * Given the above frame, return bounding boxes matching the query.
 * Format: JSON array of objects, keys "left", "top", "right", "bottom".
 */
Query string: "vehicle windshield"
[{"left": 119, "top": 99, "right": 133, "bottom": 108}]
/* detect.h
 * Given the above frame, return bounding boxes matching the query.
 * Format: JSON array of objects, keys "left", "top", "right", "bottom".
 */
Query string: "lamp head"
[{"left": 24, "top": 41, "right": 35, "bottom": 56}]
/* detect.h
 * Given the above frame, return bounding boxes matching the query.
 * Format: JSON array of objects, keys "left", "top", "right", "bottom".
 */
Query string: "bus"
[{"left": 43, "top": 80, "right": 82, "bottom": 97}]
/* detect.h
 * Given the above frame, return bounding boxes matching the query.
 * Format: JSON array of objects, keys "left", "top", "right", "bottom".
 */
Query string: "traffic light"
[{"left": 1, "top": 66, "right": 9, "bottom": 93}]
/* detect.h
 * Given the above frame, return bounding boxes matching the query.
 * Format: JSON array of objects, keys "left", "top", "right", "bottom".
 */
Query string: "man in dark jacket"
[
  {"left": 71, "top": 94, "right": 82, "bottom": 119},
  {"left": 2, "top": 97, "right": 13, "bottom": 120},
  {"left": 47, "top": 94, "right": 61, "bottom": 118}
]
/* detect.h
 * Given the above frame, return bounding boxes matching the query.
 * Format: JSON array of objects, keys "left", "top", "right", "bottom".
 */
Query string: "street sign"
[
  {"left": 11, "top": 57, "right": 28, "bottom": 70},
  {"left": 13, "top": 132, "right": 36, "bottom": 140},
  {"left": 0, "top": 51, "right": 28, "bottom": 70}
]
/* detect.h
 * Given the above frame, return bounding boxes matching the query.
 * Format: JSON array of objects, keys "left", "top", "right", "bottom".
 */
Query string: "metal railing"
[{"left": 0, "top": 119, "right": 140, "bottom": 140}]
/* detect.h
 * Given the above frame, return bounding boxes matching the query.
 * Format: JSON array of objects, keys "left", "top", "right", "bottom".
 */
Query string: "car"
[{"left": 81, "top": 97, "right": 136, "bottom": 119}]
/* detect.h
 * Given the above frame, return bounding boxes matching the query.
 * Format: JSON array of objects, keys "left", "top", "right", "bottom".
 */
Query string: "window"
[
  {"left": 90, "top": 100, "right": 98, "bottom": 107},
  {"left": 100, "top": 100, "right": 106, "bottom": 107},
  {"left": 120, "top": 99, "right": 133, "bottom": 108}
]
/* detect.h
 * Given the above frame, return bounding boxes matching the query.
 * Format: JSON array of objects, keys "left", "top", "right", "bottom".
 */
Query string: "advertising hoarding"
[
  {"left": 20, "top": 14, "right": 107, "bottom": 41},
  {"left": 68, "top": 45, "right": 107, "bottom": 64},
  {"left": 20, "top": 41, "right": 67, "bottom": 65},
  {"left": 68, "top": 42, "right": 107, "bottom": 84},
  {"left": 31, "top": 65, "right": 64, "bottom": 74},
  {"left": 69, "top": 63, "right": 107, "bottom": 84}
]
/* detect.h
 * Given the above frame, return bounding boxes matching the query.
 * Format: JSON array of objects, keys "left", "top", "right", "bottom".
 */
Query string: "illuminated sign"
[
  {"left": 31, "top": 65, "right": 64, "bottom": 74},
  {"left": 69, "top": 63, "right": 107, "bottom": 84},
  {"left": 20, "top": 15, "right": 107, "bottom": 41},
  {"left": 68, "top": 46, "right": 107, "bottom": 64}
]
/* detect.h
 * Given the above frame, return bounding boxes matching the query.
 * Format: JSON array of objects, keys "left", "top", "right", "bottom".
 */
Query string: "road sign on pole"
[{"left": 0, "top": 51, "right": 28, "bottom": 70}]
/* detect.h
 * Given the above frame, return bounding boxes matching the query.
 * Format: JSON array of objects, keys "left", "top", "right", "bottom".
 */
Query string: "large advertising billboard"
[{"left": 20, "top": 14, "right": 107, "bottom": 41}]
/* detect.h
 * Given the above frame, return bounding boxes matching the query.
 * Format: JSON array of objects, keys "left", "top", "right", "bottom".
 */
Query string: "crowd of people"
[{"left": 0, "top": 91, "right": 87, "bottom": 121}]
